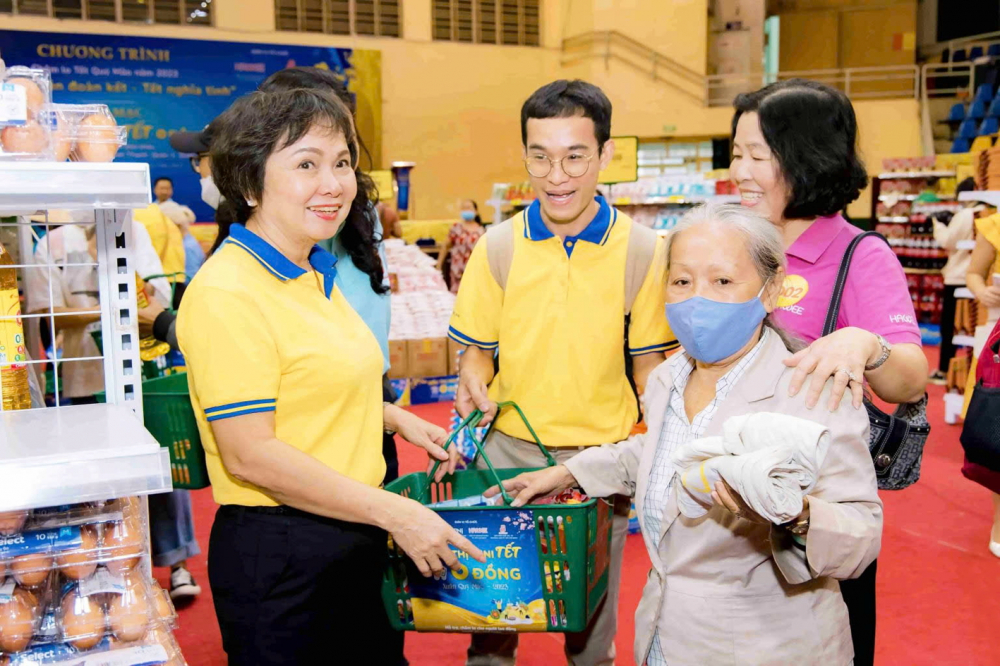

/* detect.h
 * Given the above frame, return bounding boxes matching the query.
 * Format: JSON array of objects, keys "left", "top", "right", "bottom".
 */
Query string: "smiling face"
[
  {"left": 256, "top": 124, "right": 357, "bottom": 244},
  {"left": 153, "top": 179, "right": 172, "bottom": 203},
  {"left": 524, "top": 115, "right": 613, "bottom": 226},
  {"left": 730, "top": 112, "right": 792, "bottom": 225}
]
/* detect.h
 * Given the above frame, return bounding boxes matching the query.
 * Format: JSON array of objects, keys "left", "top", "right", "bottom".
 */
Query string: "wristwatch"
[
  {"left": 383, "top": 401, "right": 397, "bottom": 435},
  {"left": 865, "top": 334, "right": 892, "bottom": 372}
]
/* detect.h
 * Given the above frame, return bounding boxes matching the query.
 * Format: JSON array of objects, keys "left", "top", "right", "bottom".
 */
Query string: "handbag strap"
[{"left": 822, "top": 231, "right": 891, "bottom": 337}]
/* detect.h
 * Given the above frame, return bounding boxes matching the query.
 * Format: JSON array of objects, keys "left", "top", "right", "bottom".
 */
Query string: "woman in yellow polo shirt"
[{"left": 176, "top": 88, "right": 484, "bottom": 666}]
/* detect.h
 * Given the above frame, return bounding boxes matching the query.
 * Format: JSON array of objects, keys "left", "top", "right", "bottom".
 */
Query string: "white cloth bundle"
[{"left": 672, "top": 412, "right": 831, "bottom": 524}]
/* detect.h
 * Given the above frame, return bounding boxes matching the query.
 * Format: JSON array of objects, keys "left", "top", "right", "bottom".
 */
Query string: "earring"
[{"left": 246, "top": 198, "right": 256, "bottom": 207}]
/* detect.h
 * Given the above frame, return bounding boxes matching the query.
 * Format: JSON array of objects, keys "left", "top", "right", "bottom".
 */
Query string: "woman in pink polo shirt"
[{"left": 729, "top": 79, "right": 928, "bottom": 666}]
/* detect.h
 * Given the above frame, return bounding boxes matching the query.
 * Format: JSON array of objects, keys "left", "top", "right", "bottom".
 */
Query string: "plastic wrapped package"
[
  {"left": 0, "top": 67, "right": 53, "bottom": 161},
  {"left": 0, "top": 506, "right": 148, "bottom": 587},
  {"left": 39, "top": 104, "right": 127, "bottom": 163}
]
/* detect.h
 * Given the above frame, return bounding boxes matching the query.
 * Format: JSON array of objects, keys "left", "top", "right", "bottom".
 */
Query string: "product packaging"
[
  {"left": 39, "top": 104, "right": 126, "bottom": 163},
  {"left": 0, "top": 67, "right": 54, "bottom": 161}
]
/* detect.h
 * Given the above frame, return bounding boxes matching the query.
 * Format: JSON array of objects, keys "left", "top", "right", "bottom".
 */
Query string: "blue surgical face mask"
[
  {"left": 460, "top": 210, "right": 476, "bottom": 221},
  {"left": 665, "top": 283, "right": 769, "bottom": 364}
]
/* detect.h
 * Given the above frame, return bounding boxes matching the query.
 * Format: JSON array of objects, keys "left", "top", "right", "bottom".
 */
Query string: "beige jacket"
[
  {"left": 564, "top": 332, "right": 882, "bottom": 666},
  {"left": 934, "top": 207, "right": 975, "bottom": 286}
]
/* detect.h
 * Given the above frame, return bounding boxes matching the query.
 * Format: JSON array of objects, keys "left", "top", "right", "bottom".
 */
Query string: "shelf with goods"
[
  {"left": 872, "top": 156, "right": 970, "bottom": 334},
  {"left": 384, "top": 240, "right": 460, "bottom": 407},
  {"left": 0, "top": 160, "right": 182, "bottom": 665}
]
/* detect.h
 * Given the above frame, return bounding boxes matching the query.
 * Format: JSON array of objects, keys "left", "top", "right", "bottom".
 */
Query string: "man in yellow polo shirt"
[{"left": 451, "top": 80, "right": 676, "bottom": 666}]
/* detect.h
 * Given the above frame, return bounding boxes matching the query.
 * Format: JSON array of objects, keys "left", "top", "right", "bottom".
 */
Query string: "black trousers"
[
  {"left": 209, "top": 505, "right": 405, "bottom": 666},
  {"left": 383, "top": 376, "right": 401, "bottom": 485},
  {"left": 840, "top": 558, "right": 878, "bottom": 666},
  {"left": 939, "top": 285, "right": 959, "bottom": 374}
]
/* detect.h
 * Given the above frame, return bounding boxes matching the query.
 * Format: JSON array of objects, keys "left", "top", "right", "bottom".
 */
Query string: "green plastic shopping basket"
[
  {"left": 97, "top": 372, "right": 209, "bottom": 490},
  {"left": 381, "top": 402, "right": 613, "bottom": 634}
]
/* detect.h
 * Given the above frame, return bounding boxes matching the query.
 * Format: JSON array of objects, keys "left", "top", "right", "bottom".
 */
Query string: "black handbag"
[
  {"left": 960, "top": 326, "right": 1000, "bottom": 470},
  {"left": 824, "top": 231, "right": 930, "bottom": 491}
]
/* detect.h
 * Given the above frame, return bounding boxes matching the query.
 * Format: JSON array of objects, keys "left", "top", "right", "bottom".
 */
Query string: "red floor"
[{"left": 159, "top": 348, "right": 1000, "bottom": 665}]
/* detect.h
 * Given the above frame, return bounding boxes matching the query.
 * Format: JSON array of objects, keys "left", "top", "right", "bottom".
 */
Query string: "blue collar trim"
[
  {"left": 225, "top": 223, "right": 338, "bottom": 298},
  {"left": 524, "top": 195, "right": 616, "bottom": 247}
]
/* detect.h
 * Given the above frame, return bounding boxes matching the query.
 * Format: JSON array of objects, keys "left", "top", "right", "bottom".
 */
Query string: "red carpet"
[{"left": 161, "top": 348, "right": 1000, "bottom": 665}]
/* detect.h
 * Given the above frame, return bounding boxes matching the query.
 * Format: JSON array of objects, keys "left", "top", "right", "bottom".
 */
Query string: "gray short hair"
[{"left": 664, "top": 202, "right": 802, "bottom": 351}]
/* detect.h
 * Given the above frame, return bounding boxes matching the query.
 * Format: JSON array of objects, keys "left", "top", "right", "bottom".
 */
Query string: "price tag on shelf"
[
  {"left": 666, "top": 195, "right": 687, "bottom": 203},
  {"left": 615, "top": 197, "right": 632, "bottom": 205},
  {"left": 510, "top": 199, "right": 522, "bottom": 206}
]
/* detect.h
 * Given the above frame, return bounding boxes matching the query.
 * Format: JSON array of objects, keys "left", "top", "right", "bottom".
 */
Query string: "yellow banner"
[{"left": 599, "top": 136, "right": 638, "bottom": 184}]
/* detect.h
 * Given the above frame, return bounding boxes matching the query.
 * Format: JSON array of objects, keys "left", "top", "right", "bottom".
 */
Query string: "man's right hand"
[{"left": 456, "top": 373, "right": 497, "bottom": 425}]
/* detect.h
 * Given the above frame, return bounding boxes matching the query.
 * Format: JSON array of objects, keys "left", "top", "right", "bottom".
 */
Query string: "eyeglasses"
[
  {"left": 189, "top": 153, "right": 209, "bottom": 173},
  {"left": 524, "top": 152, "right": 595, "bottom": 178}
]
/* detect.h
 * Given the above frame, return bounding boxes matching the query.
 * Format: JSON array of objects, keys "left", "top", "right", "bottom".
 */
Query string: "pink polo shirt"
[{"left": 771, "top": 214, "right": 921, "bottom": 346}]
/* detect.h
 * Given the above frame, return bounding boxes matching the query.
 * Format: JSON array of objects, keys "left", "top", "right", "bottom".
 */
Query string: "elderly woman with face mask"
[{"left": 491, "top": 203, "right": 882, "bottom": 666}]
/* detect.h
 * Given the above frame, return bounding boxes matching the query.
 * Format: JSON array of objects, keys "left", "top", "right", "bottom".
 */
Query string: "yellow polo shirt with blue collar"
[
  {"left": 448, "top": 196, "right": 677, "bottom": 448},
  {"left": 176, "top": 223, "right": 385, "bottom": 506}
]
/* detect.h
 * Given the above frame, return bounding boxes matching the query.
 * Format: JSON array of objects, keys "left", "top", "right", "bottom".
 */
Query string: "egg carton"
[
  {"left": 0, "top": 501, "right": 149, "bottom": 587},
  {"left": 0, "top": 571, "right": 171, "bottom": 656},
  {"left": 0, "top": 67, "right": 55, "bottom": 162},
  {"left": 38, "top": 104, "right": 127, "bottom": 163},
  {"left": 2, "top": 627, "right": 184, "bottom": 665}
]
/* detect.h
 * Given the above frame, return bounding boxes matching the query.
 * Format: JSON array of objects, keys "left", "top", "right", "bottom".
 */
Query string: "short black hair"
[
  {"left": 956, "top": 176, "right": 976, "bottom": 195},
  {"left": 521, "top": 80, "right": 612, "bottom": 153},
  {"left": 212, "top": 89, "right": 365, "bottom": 228},
  {"left": 732, "top": 79, "right": 868, "bottom": 220},
  {"left": 154, "top": 177, "right": 172, "bottom": 187},
  {"left": 260, "top": 67, "right": 354, "bottom": 112}
]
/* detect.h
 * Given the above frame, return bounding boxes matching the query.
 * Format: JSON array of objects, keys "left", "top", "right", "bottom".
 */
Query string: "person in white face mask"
[{"left": 169, "top": 120, "right": 224, "bottom": 211}]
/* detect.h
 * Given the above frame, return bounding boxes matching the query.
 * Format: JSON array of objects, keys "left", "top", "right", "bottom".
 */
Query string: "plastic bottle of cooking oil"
[{"left": 0, "top": 241, "right": 32, "bottom": 410}]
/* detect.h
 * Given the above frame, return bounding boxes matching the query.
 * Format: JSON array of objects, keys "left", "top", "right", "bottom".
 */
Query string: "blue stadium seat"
[
  {"left": 969, "top": 98, "right": 988, "bottom": 120},
  {"left": 959, "top": 118, "right": 979, "bottom": 139},
  {"left": 952, "top": 138, "right": 971, "bottom": 153},
  {"left": 979, "top": 117, "right": 999, "bottom": 135},
  {"left": 970, "top": 46, "right": 985, "bottom": 60},
  {"left": 989, "top": 44, "right": 1000, "bottom": 58},
  {"left": 948, "top": 103, "right": 967, "bottom": 121},
  {"left": 953, "top": 49, "right": 968, "bottom": 62},
  {"left": 988, "top": 97, "right": 1000, "bottom": 118},
  {"left": 976, "top": 84, "right": 994, "bottom": 103}
]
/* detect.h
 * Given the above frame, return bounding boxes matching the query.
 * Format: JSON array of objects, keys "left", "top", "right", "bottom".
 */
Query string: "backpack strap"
[
  {"left": 624, "top": 216, "right": 658, "bottom": 314},
  {"left": 822, "top": 231, "right": 891, "bottom": 337},
  {"left": 485, "top": 215, "right": 517, "bottom": 290}
]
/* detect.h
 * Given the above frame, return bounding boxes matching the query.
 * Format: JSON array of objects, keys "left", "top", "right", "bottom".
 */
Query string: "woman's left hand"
[
  {"left": 386, "top": 406, "right": 459, "bottom": 481},
  {"left": 711, "top": 481, "right": 768, "bottom": 524},
  {"left": 783, "top": 327, "right": 877, "bottom": 411}
]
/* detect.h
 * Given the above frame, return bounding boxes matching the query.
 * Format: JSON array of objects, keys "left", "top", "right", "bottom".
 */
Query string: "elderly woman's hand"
[
  {"left": 484, "top": 465, "right": 578, "bottom": 508},
  {"left": 711, "top": 481, "right": 768, "bottom": 524},
  {"left": 783, "top": 327, "right": 877, "bottom": 411}
]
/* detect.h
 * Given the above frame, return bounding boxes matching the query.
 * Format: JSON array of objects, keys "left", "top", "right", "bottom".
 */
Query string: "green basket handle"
[
  {"left": 425, "top": 401, "right": 557, "bottom": 506},
  {"left": 141, "top": 272, "right": 189, "bottom": 314}
]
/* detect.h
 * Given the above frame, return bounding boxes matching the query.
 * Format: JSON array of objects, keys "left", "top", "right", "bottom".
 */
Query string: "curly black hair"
[
  {"left": 210, "top": 89, "right": 386, "bottom": 292},
  {"left": 732, "top": 79, "right": 868, "bottom": 220},
  {"left": 260, "top": 67, "right": 386, "bottom": 295}
]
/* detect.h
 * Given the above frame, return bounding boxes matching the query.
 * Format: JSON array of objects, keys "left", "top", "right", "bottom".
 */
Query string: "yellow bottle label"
[{"left": 0, "top": 287, "right": 26, "bottom": 368}]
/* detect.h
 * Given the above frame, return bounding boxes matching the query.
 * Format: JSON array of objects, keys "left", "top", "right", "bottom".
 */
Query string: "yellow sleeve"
[
  {"left": 176, "top": 285, "right": 280, "bottom": 421},
  {"left": 448, "top": 236, "right": 502, "bottom": 350},
  {"left": 134, "top": 205, "right": 166, "bottom": 259},
  {"left": 628, "top": 236, "right": 677, "bottom": 355}
]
